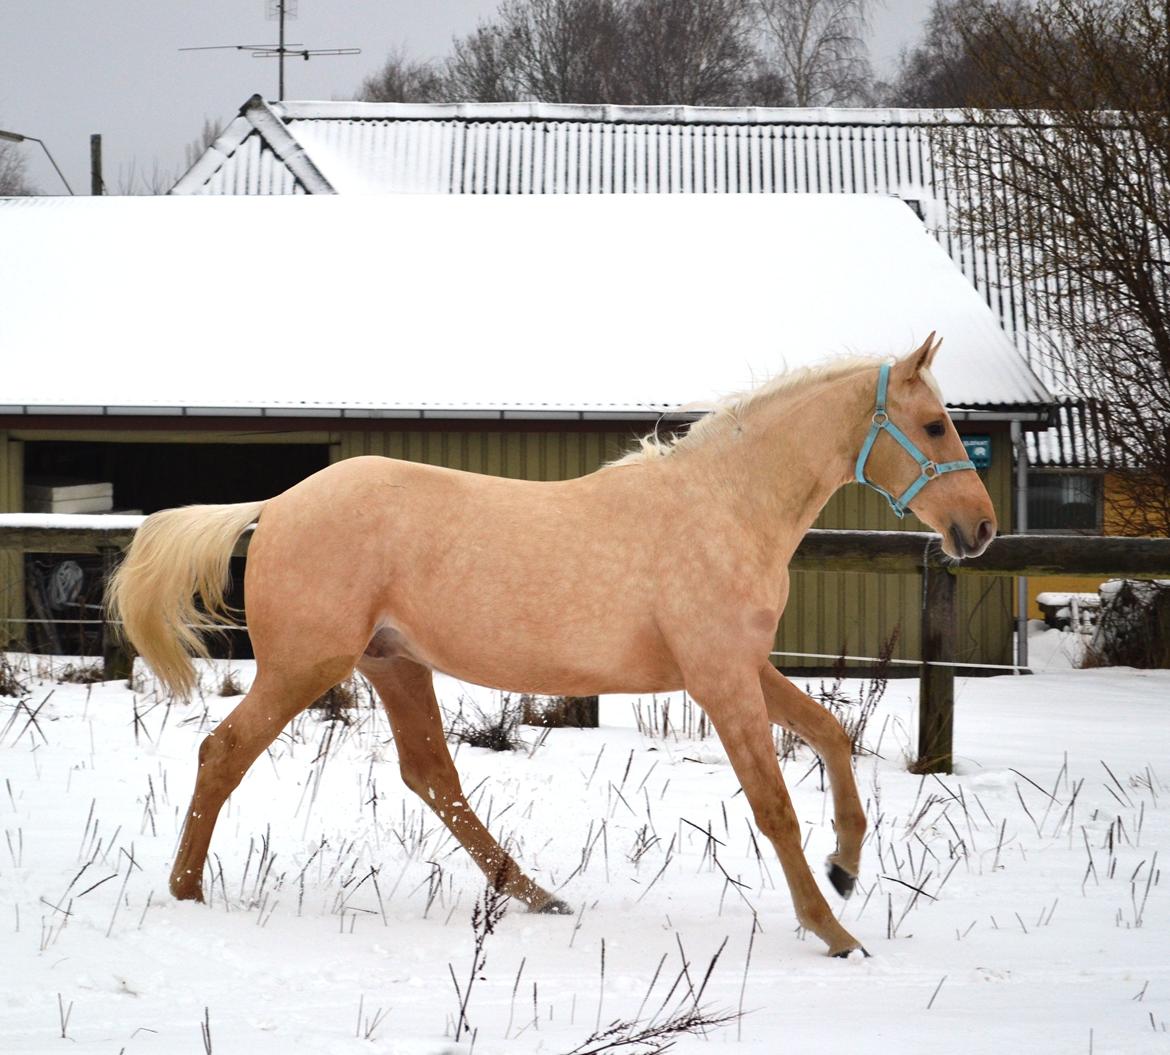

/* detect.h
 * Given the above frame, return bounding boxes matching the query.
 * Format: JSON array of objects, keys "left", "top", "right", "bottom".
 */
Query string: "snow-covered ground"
[{"left": 1, "top": 651, "right": 1166, "bottom": 1054}]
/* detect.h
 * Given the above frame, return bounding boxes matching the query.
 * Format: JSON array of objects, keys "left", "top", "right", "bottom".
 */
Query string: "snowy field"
[{"left": 1, "top": 646, "right": 1167, "bottom": 1054}]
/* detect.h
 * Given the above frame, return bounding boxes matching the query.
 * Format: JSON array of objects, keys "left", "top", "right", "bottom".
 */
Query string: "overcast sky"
[{"left": 2, "top": 0, "right": 931, "bottom": 195}]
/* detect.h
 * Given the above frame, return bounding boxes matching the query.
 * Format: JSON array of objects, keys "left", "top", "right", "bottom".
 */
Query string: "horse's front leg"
[
  {"left": 760, "top": 664, "right": 867, "bottom": 897},
  {"left": 687, "top": 665, "right": 866, "bottom": 957}
]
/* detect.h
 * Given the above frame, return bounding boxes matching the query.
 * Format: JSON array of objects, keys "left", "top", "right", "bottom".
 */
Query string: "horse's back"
[{"left": 244, "top": 455, "right": 684, "bottom": 694}]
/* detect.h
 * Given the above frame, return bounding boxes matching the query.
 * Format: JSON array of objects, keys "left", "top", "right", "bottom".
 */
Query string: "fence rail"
[{"left": 3, "top": 515, "right": 1169, "bottom": 773}]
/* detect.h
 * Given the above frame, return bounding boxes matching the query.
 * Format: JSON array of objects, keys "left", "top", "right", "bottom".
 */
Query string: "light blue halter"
[{"left": 855, "top": 362, "right": 976, "bottom": 519}]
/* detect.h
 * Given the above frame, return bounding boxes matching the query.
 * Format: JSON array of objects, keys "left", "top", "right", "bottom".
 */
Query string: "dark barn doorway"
[{"left": 23, "top": 441, "right": 331, "bottom": 659}]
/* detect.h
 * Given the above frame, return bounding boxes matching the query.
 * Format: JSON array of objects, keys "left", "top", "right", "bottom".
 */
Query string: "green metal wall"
[{"left": 335, "top": 428, "right": 630, "bottom": 481}]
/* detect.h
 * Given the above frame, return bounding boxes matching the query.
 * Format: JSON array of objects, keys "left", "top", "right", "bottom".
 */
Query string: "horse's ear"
[{"left": 909, "top": 332, "right": 942, "bottom": 375}]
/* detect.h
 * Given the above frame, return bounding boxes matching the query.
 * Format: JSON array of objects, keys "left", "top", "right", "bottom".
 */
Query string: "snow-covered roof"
[
  {"left": 172, "top": 98, "right": 1040, "bottom": 371},
  {"left": 0, "top": 193, "right": 1051, "bottom": 418}
]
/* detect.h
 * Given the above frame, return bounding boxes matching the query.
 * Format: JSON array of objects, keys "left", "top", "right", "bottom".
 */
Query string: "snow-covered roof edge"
[{"left": 269, "top": 100, "right": 981, "bottom": 126}]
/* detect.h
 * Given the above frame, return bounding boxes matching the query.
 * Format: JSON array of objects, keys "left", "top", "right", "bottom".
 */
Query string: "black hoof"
[
  {"left": 533, "top": 897, "right": 573, "bottom": 915},
  {"left": 827, "top": 862, "right": 856, "bottom": 899},
  {"left": 831, "top": 946, "right": 871, "bottom": 959}
]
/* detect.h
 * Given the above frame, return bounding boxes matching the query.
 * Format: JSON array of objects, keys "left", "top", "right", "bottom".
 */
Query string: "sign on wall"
[{"left": 962, "top": 435, "right": 992, "bottom": 469}]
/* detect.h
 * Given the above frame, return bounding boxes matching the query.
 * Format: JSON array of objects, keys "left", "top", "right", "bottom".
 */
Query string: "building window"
[{"left": 1027, "top": 472, "right": 1103, "bottom": 532}]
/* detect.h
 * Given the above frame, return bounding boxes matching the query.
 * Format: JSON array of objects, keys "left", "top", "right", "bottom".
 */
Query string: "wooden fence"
[{"left": 3, "top": 515, "right": 1169, "bottom": 773}]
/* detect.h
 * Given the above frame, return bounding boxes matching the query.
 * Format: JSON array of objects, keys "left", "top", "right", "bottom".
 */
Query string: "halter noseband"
[{"left": 855, "top": 362, "right": 976, "bottom": 519}]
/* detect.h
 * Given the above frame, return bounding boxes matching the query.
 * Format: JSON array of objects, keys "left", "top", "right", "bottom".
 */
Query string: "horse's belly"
[{"left": 398, "top": 610, "right": 682, "bottom": 697}]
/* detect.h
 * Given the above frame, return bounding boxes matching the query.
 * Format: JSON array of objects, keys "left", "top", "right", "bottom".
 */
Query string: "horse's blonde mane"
[{"left": 614, "top": 353, "right": 908, "bottom": 466}]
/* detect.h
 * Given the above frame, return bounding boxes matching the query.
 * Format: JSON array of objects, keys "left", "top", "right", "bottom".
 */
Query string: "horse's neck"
[{"left": 682, "top": 372, "right": 870, "bottom": 557}]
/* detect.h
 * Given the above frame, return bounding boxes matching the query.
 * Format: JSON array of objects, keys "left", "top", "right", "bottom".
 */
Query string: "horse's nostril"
[{"left": 975, "top": 519, "right": 994, "bottom": 548}]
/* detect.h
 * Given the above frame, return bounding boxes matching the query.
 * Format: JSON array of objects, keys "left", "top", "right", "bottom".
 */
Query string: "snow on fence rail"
[{"left": 2, "top": 515, "right": 1169, "bottom": 774}]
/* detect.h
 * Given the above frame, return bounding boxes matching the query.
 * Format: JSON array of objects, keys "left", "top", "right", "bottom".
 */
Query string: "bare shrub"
[
  {"left": 216, "top": 667, "right": 244, "bottom": 697},
  {"left": 311, "top": 679, "right": 359, "bottom": 724},
  {"left": 449, "top": 693, "right": 525, "bottom": 751},
  {"left": 451, "top": 880, "right": 510, "bottom": 1041},
  {"left": 804, "top": 630, "right": 897, "bottom": 757},
  {"left": 0, "top": 654, "right": 29, "bottom": 698},
  {"left": 56, "top": 662, "right": 105, "bottom": 685}
]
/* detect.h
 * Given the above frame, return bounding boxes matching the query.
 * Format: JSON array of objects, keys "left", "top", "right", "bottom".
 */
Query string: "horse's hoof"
[
  {"left": 169, "top": 870, "right": 204, "bottom": 902},
  {"left": 827, "top": 862, "right": 856, "bottom": 899},
  {"left": 532, "top": 896, "right": 573, "bottom": 915},
  {"left": 831, "top": 946, "right": 870, "bottom": 959}
]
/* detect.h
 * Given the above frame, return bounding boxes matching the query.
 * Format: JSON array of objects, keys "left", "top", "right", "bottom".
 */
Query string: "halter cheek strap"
[{"left": 855, "top": 362, "right": 976, "bottom": 519}]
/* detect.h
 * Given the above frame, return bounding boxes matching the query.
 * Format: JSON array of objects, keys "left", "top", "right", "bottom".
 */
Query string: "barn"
[{"left": 0, "top": 183, "right": 1050, "bottom": 670}]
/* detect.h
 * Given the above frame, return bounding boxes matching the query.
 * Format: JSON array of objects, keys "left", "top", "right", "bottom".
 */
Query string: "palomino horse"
[{"left": 108, "top": 335, "right": 995, "bottom": 957}]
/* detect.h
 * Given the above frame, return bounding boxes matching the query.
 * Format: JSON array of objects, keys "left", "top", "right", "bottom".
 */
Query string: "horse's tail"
[{"left": 106, "top": 500, "right": 267, "bottom": 698}]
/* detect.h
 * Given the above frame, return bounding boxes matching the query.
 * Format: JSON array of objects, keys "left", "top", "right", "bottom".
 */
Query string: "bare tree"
[
  {"left": 0, "top": 137, "right": 37, "bottom": 195},
  {"left": 113, "top": 118, "right": 227, "bottom": 195},
  {"left": 934, "top": 0, "right": 1170, "bottom": 533},
  {"left": 359, "top": 48, "right": 451, "bottom": 103},
  {"left": 184, "top": 117, "right": 225, "bottom": 171},
  {"left": 619, "top": 0, "right": 758, "bottom": 106},
  {"left": 755, "top": 0, "right": 873, "bottom": 106},
  {"left": 394, "top": 0, "right": 770, "bottom": 106},
  {"left": 446, "top": 24, "right": 525, "bottom": 101},
  {"left": 495, "top": 0, "right": 626, "bottom": 103},
  {"left": 888, "top": 0, "right": 1035, "bottom": 107}
]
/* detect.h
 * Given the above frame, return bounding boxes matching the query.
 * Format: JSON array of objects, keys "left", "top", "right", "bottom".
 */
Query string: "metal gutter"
[{"left": 0, "top": 403, "right": 1052, "bottom": 423}]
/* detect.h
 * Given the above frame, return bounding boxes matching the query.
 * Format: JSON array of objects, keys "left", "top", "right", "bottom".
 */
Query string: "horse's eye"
[{"left": 925, "top": 421, "right": 946, "bottom": 438}]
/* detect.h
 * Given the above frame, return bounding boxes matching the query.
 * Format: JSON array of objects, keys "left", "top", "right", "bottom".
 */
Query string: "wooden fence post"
[
  {"left": 917, "top": 543, "right": 957, "bottom": 774},
  {"left": 99, "top": 547, "right": 133, "bottom": 682}
]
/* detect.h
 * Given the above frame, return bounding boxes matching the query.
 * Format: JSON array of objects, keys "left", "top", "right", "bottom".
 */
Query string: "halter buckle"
[
  {"left": 922, "top": 462, "right": 939, "bottom": 479},
  {"left": 871, "top": 411, "right": 888, "bottom": 426}
]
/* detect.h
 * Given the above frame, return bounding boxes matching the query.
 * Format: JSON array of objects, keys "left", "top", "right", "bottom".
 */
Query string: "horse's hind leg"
[
  {"left": 760, "top": 664, "right": 867, "bottom": 896},
  {"left": 360, "top": 657, "right": 567, "bottom": 913},
  {"left": 171, "top": 660, "right": 353, "bottom": 901}
]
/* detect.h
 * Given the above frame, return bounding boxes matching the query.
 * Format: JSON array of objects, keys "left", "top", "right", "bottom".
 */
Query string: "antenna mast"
[{"left": 180, "top": 0, "right": 360, "bottom": 101}]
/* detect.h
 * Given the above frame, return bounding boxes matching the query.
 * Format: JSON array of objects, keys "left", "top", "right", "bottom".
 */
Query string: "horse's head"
[{"left": 856, "top": 334, "right": 997, "bottom": 559}]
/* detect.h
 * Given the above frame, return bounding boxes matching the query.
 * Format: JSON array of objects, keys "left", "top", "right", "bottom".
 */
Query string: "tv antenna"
[{"left": 180, "top": 0, "right": 360, "bottom": 101}]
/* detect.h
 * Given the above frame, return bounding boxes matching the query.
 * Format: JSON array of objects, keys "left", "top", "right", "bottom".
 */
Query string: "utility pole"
[{"left": 90, "top": 134, "right": 103, "bottom": 195}]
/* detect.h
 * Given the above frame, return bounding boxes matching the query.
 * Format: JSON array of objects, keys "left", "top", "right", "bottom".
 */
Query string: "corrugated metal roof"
[
  {"left": 1027, "top": 399, "right": 1127, "bottom": 470},
  {"left": 0, "top": 194, "right": 1051, "bottom": 417}
]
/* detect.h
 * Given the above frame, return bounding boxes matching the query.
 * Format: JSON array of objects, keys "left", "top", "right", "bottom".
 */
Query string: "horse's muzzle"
[{"left": 949, "top": 518, "right": 995, "bottom": 559}]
